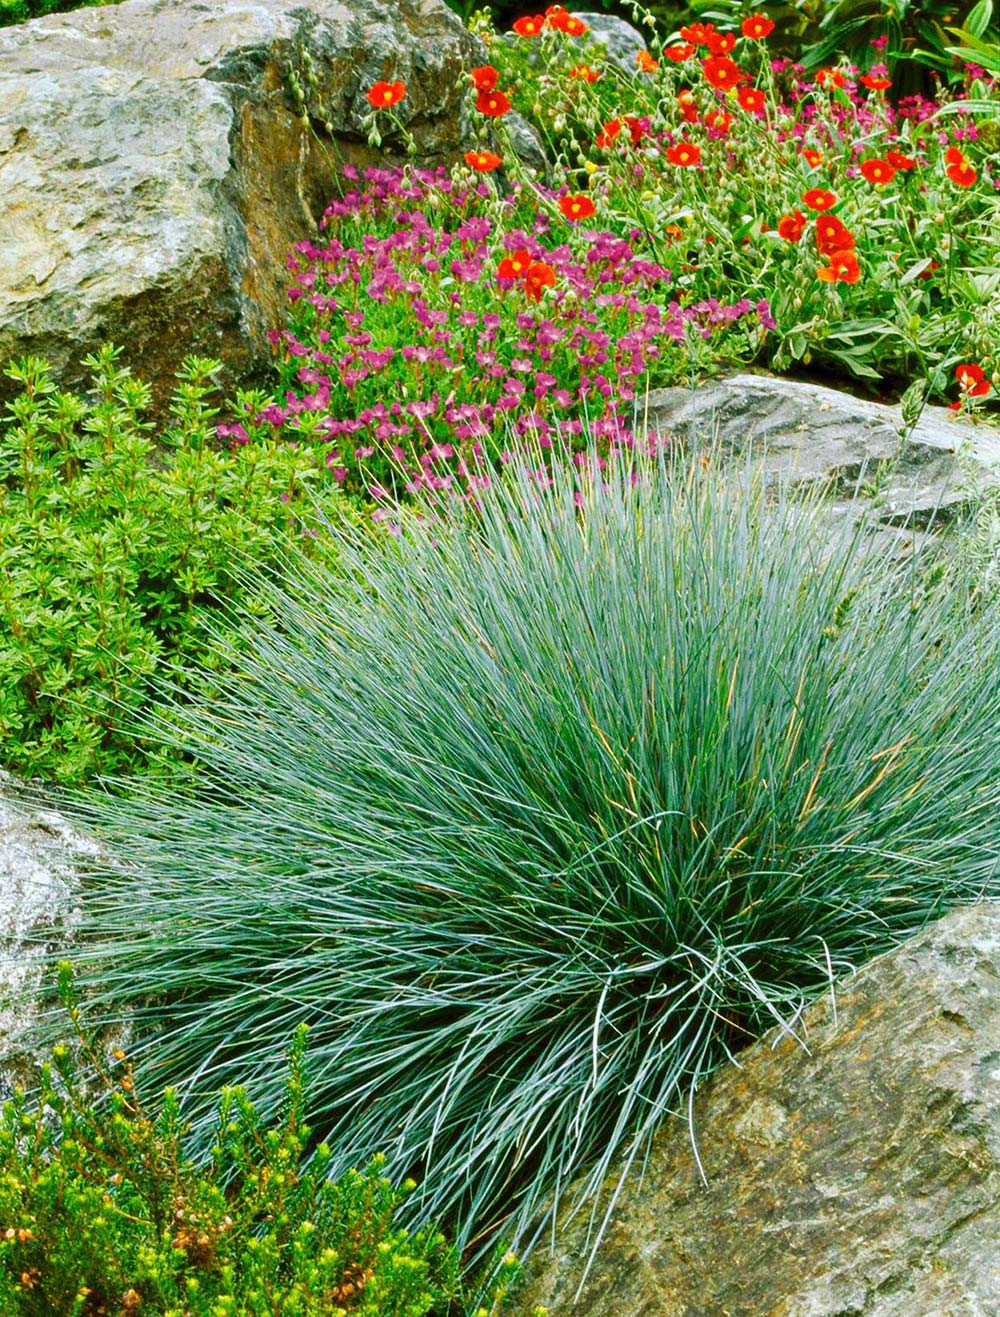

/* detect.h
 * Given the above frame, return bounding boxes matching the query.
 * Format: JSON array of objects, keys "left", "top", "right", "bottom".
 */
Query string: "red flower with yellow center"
[
  {"left": 737, "top": 86, "right": 766, "bottom": 113},
  {"left": 559, "top": 193, "right": 597, "bottom": 221},
  {"left": 860, "top": 157, "right": 896, "bottom": 185},
  {"left": 597, "top": 119, "right": 622, "bottom": 148},
  {"left": 702, "top": 55, "right": 746, "bottom": 90},
  {"left": 524, "top": 260, "right": 557, "bottom": 301},
  {"left": 815, "top": 215, "right": 855, "bottom": 256},
  {"left": 801, "top": 147, "right": 823, "bottom": 167},
  {"left": 678, "top": 89, "right": 698, "bottom": 121},
  {"left": 545, "top": 4, "right": 587, "bottom": 33},
  {"left": 886, "top": 150, "right": 916, "bottom": 171},
  {"left": 947, "top": 158, "right": 978, "bottom": 187},
  {"left": 666, "top": 141, "right": 702, "bottom": 167},
  {"left": 465, "top": 150, "right": 502, "bottom": 172},
  {"left": 704, "top": 108, "right": 732, "bottom": 133},
  {"left": 802, "top": 188, "right": 837, "bottom": 211},
  {"left": 860, "top": 73, "right": 892, "bottom": 90},
  {"left": 680, "top": 21, "right": 717, "bottom": 44},
  {"left": 815, "top": 67, "right": 846, "bottom": 88},
  {"left": 666, "top": 43, "right": 696, "bottom": 61},
  {"left": 955, "top": 363, "right": 991, "bottom": 397},
  {"left": 817, "top": 249, "right": 861, "bottom": 284},
  {"left": 776, "top": 209, "right": 806, "bottom": 242},
  {"left": 476, "top": 89, "right": 512, "bottom": 117},
  {"left": 365, "top": 80, "right": 406, "bottom": 109},
  {"left": 470, "top": 65, "right": 499, "bottom": 93},
  {"left": 512, "top": 13, "right": 545, "bottom": 36},
  {"left": 569, "top": 63, "right": 601, "bottom": 81},
  {"left": 741, "top": 13, "right": 775, "bottom": 39},
  {"left": 707, "top": 31, "right": 737, "bottom": 54},
  {"left": 636, "top": 50, "right": 659, "bottom": 72},
  {"left": 497, "top": 249, "right": 532, "bottom": 281}
]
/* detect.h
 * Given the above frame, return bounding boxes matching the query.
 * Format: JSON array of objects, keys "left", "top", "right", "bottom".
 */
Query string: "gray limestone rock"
[
  {"left": 645, "top": 372, "right": 1000, "bottom": 526},
  {"left": 0, "top": 0, "right": 481, "bottom": 413},
  {"left": 574, "top": 11, "right": 650, "bottom": 75},
  {"left": 514, "top": 901, "right": 1000, "bottom": 1316}
]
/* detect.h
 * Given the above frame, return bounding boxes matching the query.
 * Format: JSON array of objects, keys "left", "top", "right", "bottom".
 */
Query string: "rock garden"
[{"left": 0, "top": 0, "right": 999, "bottom": 1312}]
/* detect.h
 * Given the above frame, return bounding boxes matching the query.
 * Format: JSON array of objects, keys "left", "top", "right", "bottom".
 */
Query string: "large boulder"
[
  {"left": 646, "top": 373, "right": 1000, "bottom": 526},
  {"left": 0, "top": 0, "right": 481, "bottom": 412},
  {"left": 514, "top": 902, "right": 1000, "bottom": 1315}
]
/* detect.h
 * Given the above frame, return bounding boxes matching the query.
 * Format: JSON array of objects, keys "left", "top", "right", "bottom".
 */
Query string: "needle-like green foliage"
[{"left": 49, "top": 454, "right": 1000, "bottom": 1281}]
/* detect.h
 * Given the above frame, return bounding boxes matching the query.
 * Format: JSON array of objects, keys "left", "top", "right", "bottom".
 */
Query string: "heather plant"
[
  {"left": 0, "top": 966, "right": 525, "bottom": 1315},
  {"left": 0, "top": 346, "right": 359, "bottom": 783},
  {"left": 46, "top": 454, "right": 1000, "bottom": 1290}
]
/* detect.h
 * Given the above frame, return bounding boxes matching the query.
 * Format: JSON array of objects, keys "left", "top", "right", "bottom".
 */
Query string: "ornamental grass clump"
[{"left": 54, "top": 456, "right": 1000, "bottom": 1281}]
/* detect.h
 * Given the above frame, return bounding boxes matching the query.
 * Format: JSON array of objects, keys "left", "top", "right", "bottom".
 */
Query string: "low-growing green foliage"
[
  {"left": 0, "top": 0, "right": 113, "bottom": 27},
  {"left": 0, "top": 346, "right": 353, "bottom": 783},
  {"left": 0, "top": 966, "right": 525, "bottom": 1316},
  {"left": 46, "top": 454, "right": 1000, "bottom": 1285}
]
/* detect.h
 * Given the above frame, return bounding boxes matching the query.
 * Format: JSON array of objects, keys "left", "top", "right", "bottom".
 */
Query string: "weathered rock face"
[
  {"left": 514, "top": 902, "right": 1000, "bottom": 1315},
  {"left": 0, "top": 776, "right": 93, "bottom": 1096},
  {"left": 0, "top": 0, "right": 481, "bottom": 411},
  {"left": 646, "top": 373, "right": 1000, "bottom": 526},
  {"left": 575, "top": 11, "right": 649, "bottom": 74}
]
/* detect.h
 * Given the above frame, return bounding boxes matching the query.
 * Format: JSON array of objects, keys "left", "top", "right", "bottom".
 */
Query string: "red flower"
[
  {"left": 860, "top": 157, "right": 896, "bottom": 185},
  {"left": 741, "top": 13, "right": 775, "bottom": 39},
  {"left": 707, "top": 31, "right": 737, "bottom": 54},
  {"left": 666, "top": 42, "right": 696, "bottom": 61},
  {"left": 470, "top": 65, "right": 499, "bottom": 92},
  {"left": 476, "top": 89, "right": 512, "bottom": 117},
  {"left": 801, "top": 147, "right": 823, "bottom": 167},
  {"left": 947, "top": 159, "right": 978, "bottom": 187},
  {"left": 512, "top": 13, "right": 545, "bottom": 36},
  {"left": 815, "top": 67, "right": 847, "bottom": 88},
  {"left": 545, "top": 4, "right": 587, "bottom": 33},
  {"left": 918, "top": 259, "right": 940, "bottom": 281},
  {"left": 636, "top": 49, "right": 659, "bottom": 72},
  {"left": 702, "top": 54, "right": 746, "bottom": 90},
  {"left": 704, "top": 108, "right": 732, "bottom": 134},
  {"left": 563, "top": 14, "right": 589, "bottom": 35},
  {"left": 596, "top": 118, "right": 622, "bottom": 148},
  {"left": 678, "top": 88, "right": 699, "bottom": 122},
  {"left": 666, "top": 140, "right": 702, "bottom": 167},
  {"left": 945, "top": 145, "right": 965, "bottom": 165},
  {"left": 777, "top": 209, "right": 806, "bottom": 242},
  {"left": 365, "top": 80, "right": 406, "bottom": 109},
  {"left": 802, "top": 187, "right": 837, "bottom": 211},
  {"left": 559, "top": 193, "right": 597, "bottom": 221},
  {"left": 814, "top": 214, "right": 855, "bottom": 256},
  {"left": 569, "top": 63, "right": 601, "bottom": 81},
  {"left": 524, "top": 260, "right": 557, "bottom": 301},
  {"left": 737, "top": 86, "right": 766, "bottom": 113},
  {"left": 955, "top": 362, "right": 991, "bottom": 397},
  {"left": 623, "top": 114, "right": 646, "bottom": 144},
  {"left": 817, "top": 249, "right": 861, "bottom": 284},
  {"left": 465, "top": 150, "right": 502, "bottom": 172},
  {"left": 497, "top": 249, "right": 533, "bottom": 281},
  {"left": 860, "top": 73, "right": 892, "bottom": 90},
  {"left": 680, "top": 21, "right": 717, "bottom": 44},
  {"left": 886, "top": 149, "right": 916, "bottom": 170}
]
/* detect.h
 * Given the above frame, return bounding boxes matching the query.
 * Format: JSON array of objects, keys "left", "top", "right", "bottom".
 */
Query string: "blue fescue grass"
[{"left": 48, "top": 451, "right": 1000, "bottom": 1283}]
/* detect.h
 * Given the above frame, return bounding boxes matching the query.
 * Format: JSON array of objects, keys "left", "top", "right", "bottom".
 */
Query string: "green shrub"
[
  {"left": 0, "top": 346, "right": 354, "bottom": 783},
  {"left": 46, "top": 455, "right": 1000, "bottom": 1282},
  {"left": 0, "top": 0, "right": 113, "bottom": 28},
  {"left": 0, "top": 966, "right": 524, "bottom": 1315}
]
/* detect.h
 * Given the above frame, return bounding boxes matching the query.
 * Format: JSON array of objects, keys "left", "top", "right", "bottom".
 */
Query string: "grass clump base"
[{"left": 51, "top": 456, "right": 1000, "bottom": 1284}]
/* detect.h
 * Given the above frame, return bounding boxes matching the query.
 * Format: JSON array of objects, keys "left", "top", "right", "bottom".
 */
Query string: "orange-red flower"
[
  {"left": 886, "top": 149, "right": 916, "bottom": 171},
  {"left": 817, "top": 249, "right": 860, "bottom": 284},
  {"left": 559, "top": 193, "right": 597, "bottom": 221},
  {"left": 859, "top": 73, "right": 892, "bottom": 90},
  {"left": 623, "top": 114, "right": 646, "bottom": 144},
  {"left": 707, "top": 31, "right": 737, "bottom": 54},
  {"left": 801, "top": 147, "right": 823, "bottom": 167},
  {"left": 702, "top": 55, "right": 746, "bottom": 90},
  {"left": 777, "top": 209, "right": 806, "bottom": 242},
  {"left": 465, "top": 150, "right": 503, "bottom": 172},
  {"left": 704, "top": 107, "right": 732, "bottom": 133},
  {"left": 814, "top": 67, "right": 847, "bottom": 88},
  {"left": 737, "top": 86, "right": 766, "bottom": 113},
  {"left": 476, "top": 89, "right": 512, "bottom": 117},
  {"left": 666, "top": 140, "right": 702, "bottom": 167},
  {"left": 512, "top": 13, "right": 545, "bottom": 36},
  {"left": 596, "top": 118, "right": 622, "bottom": 148},
  {"left": 470, "top": 65, "right": 499, "bottom": 93},
  {"left": 945, "top": 145, "right": 965, "bottom": 164},
  {"left": 947, "top": 156, "right": 978, "bottom": 187},
  {"left": 524, "top": 260, "right": 557, "bottom": 301},
  {"left": 497, "top": 248, "right": 533, "bottom": 281},
  {"left": 636, "top": 49, "right": 659, "bottom": 72},
  {"left": 741, "top": 13, "right": 775, "bottom": 38},
  {"left": 678, "top": 88, "right": 699, "bottom": 122},
  {"left": 545, "top": 4, "right": 588, "bottom": 34},
  {"left": 802, "top": 187, "right": 837, "bottom": 211},
  {"left": 666, "top": 42, "right": 696, "bottom": 61},
  {"left": 860, "top": 157, "right": 896, "bottom": 185},
  {"left": 365, "top": 80, "right": 406, "bottom": 109},
  {"left": 955, "top": 362, "right": 991, "bottom": 397},
  {"left": 814, "top": 214, "right": 855, "bottom": 256},
  {"left": 680, "top": 21, "right": 717, "bottom": 44},
  {"left": 569, "top": 63, "right": 601, "bottom": 81}
]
